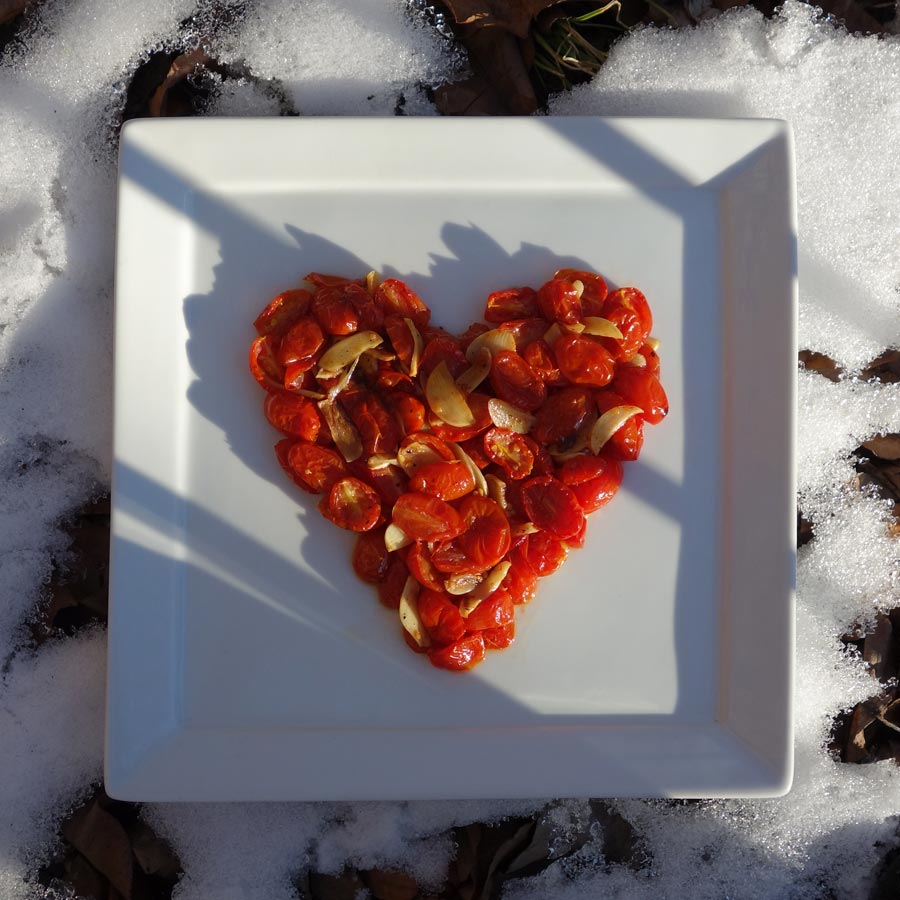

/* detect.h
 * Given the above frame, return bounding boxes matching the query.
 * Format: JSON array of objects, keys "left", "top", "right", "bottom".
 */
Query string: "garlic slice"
[
  {"left": 582, "top": 317, "right": 624, "bottom": 340},
  {"left": 456, "top": 347, "right": 492, "bottom": 394},
  {"left": 445, "top": 572, "right": 483, "bottom": 595},
  {"left": 325, "top": 356, "right": 358, "bottom": 402},
  {"left": 317, "top": 400, "right": 363, "bottom": 462},
  {"left": 365, "top": 270, "right": 380, "bottom": 295},
  {"left": 385, "top": 523, "right": 413, "bottom": 552},
  {"left": 564, "top": 322, "right": 586, "bottom": 334},
  {"left": 399, "top": 577, "right": 430, "bottom": 648},
  {"left": 425, "top": 361, "right": 475, "bottom": 427},
  {"left": 317, "top": 331, "right": 383, "bottom": 377},
  {"left": 368, "top": 454, "right": 398, "bottom": 470},
  {"left": 511, "top": 521, "right": 539, "bottom": 538},
  {"left": 589, "top": 405, "right": 643, "bottom": 454},
  {"left": 625, "top": 353, "right": 647, "bottom": 368},
  {"left": 464, "top": 328, "right": 516, "bottom": 364},
  {"left": 293, "top": 389, "right": 326, "bottom": 400},
  {"left": 488, "top": 398, "right": 534, "bottom": 434},
  {"left": 451, "top": 441, "right": 488, "bottom": 497},
  {"left": 405, "top": 317, "right": 424, "bottom": 378},
  {"left": 646, "top": 337, "right": 661, "bottom": 351},
  {"left": 459, "top": 561, "right": 512, "bottom": 617},
  {"left": 571, "top": 279, "right": 585, "bottom": 298},
  {"left": 484, "top": 474, "right": 508, "bottom": 511},
  {"left": 397, "top": 438, "right": 445, "bottom": 475},
  {"left": 543, "top": 323, "right": 563, "bottom": 345}
]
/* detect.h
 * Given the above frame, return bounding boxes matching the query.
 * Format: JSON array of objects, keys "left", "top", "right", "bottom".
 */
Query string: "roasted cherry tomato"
[
  {"left": 254, "top": 289, "right": 312, "bottom": 337},
  {"left": 378, "top": 556, "right": 409, "bottom": 608},
  {"left": 375, "top": 278, "right": 430, "bottom": 327},
  {"left": 406, "top": 543, "right": 445, "bottom": 592},
  {"left": 276, "top": 317, "right": 325, "bottom": 369},
  {"left": 286, "top": 442, "right": 347, "bottom": 494},
  {"left": 530, "top": 386, "right": 593, "bottom": 446},
  {"left": 501, "top": 559, "right": 538, "bottom": 605},
  {"left": 484, "top": 286, "right": 539, "bottom": 323},
  {"left": 554, "top": 268, "right": 608, "bottom": 316},
  {"left": 431, "top": 495, "right": 511, "bottom": 575},
  {"left": 604, "top": 286, "right": 652, "bottom": 336},
  {"left": 409, "top": 460, "right": 476, "bottom": 501},
  {"left": 341, "top": 387, "right": 401, "bottom": 456},
  {"left": 313, "top": 287, "right": 360, "bottom": 336},
  {"left": 601, "top": 304, "right": 645, "bottom": 361},
  {"left": 464, "top": 589, "right": 514, "bottom": 632},
  {"left": 352, "top": 529, "right": 390, "bottom": 583},
  {"left": 385, "top": 315, "right": 415, "bottom": 369},
  {"left": 264, "top": 392, "right": 321, "bottom": 441},
  {"left": 537, "top": 278, "right": 583, "bottom": 326},
  {"left": 554, "top": 333, "right": 615, "bottom": 387},
  {"left": 390, "top": 394, "right": 426, "bottom": 435},
  {"left": 490, "top": 350, "right": 547, "bottom": 412},
  {"left": 419, "top": 335, "right": 468, "bottom": 380},
  {"left": 304, "top": 272, "right": 364, "bottom": 288},
  {"left": 521, "top": 476, "right": 584, "bottom": 541},
  {"left": 320, "top": 477, "right": 382, "bottom": 532},
  {"left": 595, "top": 390, "right": 644, "bottom": 461},
  {"left": 567, "top": 458, "right": 623, "bottom": 514},
  {"left": 418, "top": 589, "right": 467, "bottom": 646},
  {"left": 392, "top": 492, "right": 465, "bottom": 542},
  {"left": 428, "top": 633, "right": 485, "bottom": 671},
  {"left": 483, "top": 427, "right": 534, "bottom": 480},
  {"left": 428, "top": 392, "right": 493, "bottom": 443},
  {"left": 521, "top": 529, "right": 568, "bottom": 576},
  {"left": 498, "top": 317, "right": 550, "bottom": 352},
  {"left": 613, "top": 367, "right": 669, "bottom": 425},
  {"left": 523, "top": 339, "right": 563, "bottom": 386},
  {"left": 249, "top": 334, "right": 286, "bottom": 394},
  {"left": 482, "top": 620, "right": 516, "bottom": 649}
]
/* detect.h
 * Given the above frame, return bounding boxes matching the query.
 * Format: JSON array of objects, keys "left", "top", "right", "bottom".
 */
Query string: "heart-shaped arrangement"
[{"left": 248, "top": 269, "right": 667, "bottom": 671}]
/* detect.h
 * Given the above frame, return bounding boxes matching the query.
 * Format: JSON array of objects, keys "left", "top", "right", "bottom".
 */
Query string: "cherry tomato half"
[
  {"left": 254, "top": 289, "right": 312, "bottom": 337},
  {"left": 484, "top": 286, "right": 539, "bottom": 323},
  {"left": 263, "top": 392, "right": 321, "bottom": 441},
  {"left": 392, "top": 492, "right": 465, "bottom": 542},
  {"left": 428, "top": 633, "right": 485, "bottom": 671},
  {"left": 352, "top": 529, "right": 390, "bottom": 583},
  {"left": 409, "top": 460, "right": 476, "bottom": 501},
  {"left": 521, "top": 476, "right": 584, "bottom": 541},
  {"left": 418, "top": 589, "right": 467, "bottom": 646},
  {"left": 490, "top": 350, "right": 547, "bottom": 412}
]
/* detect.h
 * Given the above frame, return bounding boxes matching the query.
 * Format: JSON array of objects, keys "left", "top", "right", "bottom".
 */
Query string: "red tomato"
[
  {"left": 554, "top": 268, "right": 608, "bottom": 316},
  {"left": 459, "top": 321, "right": 491, "bottom": 351},
  {"left": 263, "top": 393, "right": 321, "bottom": 441},
  {"left": 498, "top": 318, "right": 550, "bottom": 352},
  {"left": 276, "top": 317, "right": 325, "bottom": 368},
  {"left": 554, "top": 333, "right": 615, "bottom": 387},
  {"left": 392, "top": 493, "right": 465, "bottom": 542},
  {"left": 521, "top": 530, "right": 568, "bottom": 576},
  {"left": 319, "top": 477, "right": 381, "bottom": 531},
  {"left": 522, "top": 434, "right": 555, "bottom": 476},
  {"left": 254, "top": 289, "right": 312, "bottom": 337},
  {"left": 378, "top": 556, "right": 409, "bottom": 609},
  {"left": 409, "top": 460, "right": 476, "bottom": 501},
  {"left": 559, "top": 453, "right": 615, "bottom": 485},
  {"left": 352, "top": 529, "right": 390, "bottom": 583},
  {"left": 429, "top": 392, "right": 493, "bottom": 443},
  {"left": 484, "top": 287, "right": 539, "bottom": 323},
  {"left": 304, "top": 272, "right": 364, "bottom": 288},
  {"left": 419, "top": 335, "right": 468, "bottom": 380},
  {"left": 639, "top": 342, "right": 661, "bottom": 377},
  {"left": 406, "top": 543, "right": 445, "bottom": 592},
  {"left": 390, "top": 394, "right": 426, "bottom": 435},
  {"left": 431, "top": 495, "right": 511, "bottom": 575},
  {"left": 249, "top": 335, "right": 286, "bottom": 394},
  {"left": 274, "top": 439, "right": 313, "bottom": 492},
  {"left": 375, "top": 278, "right": 430, "bottom": 327},
  {"left": 570, "top": 463, "right": 622, "bottom": 512},
  {"left": 428, "top": 633, "right": 485, "bottom": 671},
  {"left": 345, "top": 283, "right": 385, "bottom": 332},
  {"left": 523, "top": 339, "right": 563, "bottom": 386},
  {"left": 564, "top": 516, "right": 587, "bottom": 548},
  {"left": 501, "top": 559, "right": 538, "bottom": 605},
  {"left": 595, "top": 390, "right": 645, "bottom": 461},
  {"left": 458, "top": 437, "right": 490, "bottom": 469},
  {"left": 604, "top": 286, "right": 652, "bottom": 336},
  {"left": 537, "top": 278, "right": 583, "bottom": 326},
  {"left": 521, "top": 476, "right": 584, "bottom": 541},
  {"left": 482, "top": 620, "right": 516, "bottom": 649},
  {"left": 613, "top": 367, "right": 669, "bottom": 425},
  {"left": 464, "top": 589, "right": 514, "bottom": 632},
  {"left": 313, "top": 287, "right": 359, "bottom": 335},
  {"left": 530, "top": 386, "right": 593, "bottom": 445},
  {"left": 601, "top": 304, "right": 645, "bottom": 361},
  {"left": 342, "top": 387, "right": 402, "bottom": 456},
  {"left": 385, "top": 315, "right": 415, "bottom": 369},
  {"left": 349, "top": 458, "right": 407, "bottom": 506},
  {"left": 417, "top": 589, "right": 467, "bottom": 646},
  {"left": 286, "top": 442, "right": 347, "bottom": 493},
  {"left": 483, "top": 427, "right": 534, "bottom": 480},
  {"left": 490, "top": 350, "right": 547, "bottom": 412}
]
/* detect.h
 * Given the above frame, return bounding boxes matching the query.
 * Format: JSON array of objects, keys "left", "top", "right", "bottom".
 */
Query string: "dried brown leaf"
[
  {"left": 863, "top": 434, "right": 900, "bottom": 461},
  {"left": 149, "top": 47, "right": 211, "bottom": 117},
  {"left": 799, "top": 349, "right": 842, "bottom": 382},
  {"left": 863, "top": 615, "right": 895, "bottom": 682},
  {"left": 363, "top": 868, "right": 419, "bottom": 900},
  {"left": 589, "top": 801, "right": 649, "bottom": 870},
  {"left": 62, "top": 799, "right": 134, "bottom": 899},
  {"left": 442, "top": 0, "right": 568, "bottom": 38},
  {"left": 127, "top": 820, "right": 181, "bottom": 879},
  {"left": 0, "top": 0, "right": 29, "bottom": 26},
  {"left": 861, "top": 349, "right": 900, "bottom": 383},
  {"left": 465, "top": 28, "right": 537, "bottom": 115},
  {"left": 307, "top": 870, "right": 366, "bottom": 900}
]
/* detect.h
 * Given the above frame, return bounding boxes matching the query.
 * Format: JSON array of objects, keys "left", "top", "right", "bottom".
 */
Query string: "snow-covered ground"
[{"left": 1, "top": 1, "right": 899, "bottom": 897}]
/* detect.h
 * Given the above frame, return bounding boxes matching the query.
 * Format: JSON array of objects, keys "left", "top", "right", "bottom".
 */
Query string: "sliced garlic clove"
[
  {"left": 625, "top": 353, "right": 647, "bottom": 368},
  {"left": 368, "top": 454, "right": 398, "bottom": 470},
  {"left": 405, "top": 317, "right": 424, "bottom": 379},
  {"left": 571, "top": 279, "right": 585, "bottom": 298},
  {"left": 399, "top": 577, "right": 430, "bottom": 648},
  {"left": 365, "top": 270, "right": 380, "bottom": 295},
  {"left": 589, "top": 405, "right": 644, "bottom": 454},
  {"left": 464, "top": 328, "right": 516, "bottom": 364},
  {"left": 426, "top": 361, "right": 475, "bottom": 427},
  {"left": 326, "top": 356, "right": 358, "bottom": 402},
  {"left": 455, "top": 347, "right": 492, "bottom": 394},
  {"left": 459, "top": 561, "right": 512, "bottom": 617},
  {"left": 397, "top": 439, "right": 445, "bottom": 475},
  {"left": 646, "top": 337, "right": 661, "bottom": 351},
  {"left": 445, "top": 572, "right": 483, "bottom": 595},
  {"left": 564, "top": 322, "right": 586, "bottom": 334},
  {"left": 511, "top": 521, "right": 539, "bottom": 538},
  {"left": 317, "top": 331, "right": 383, "bottom": 377},
  {"left": 317, "top": 399, "right": 364, "bottom": 462},
  {"left": 385, "top": 523, "right": 413, "bottom": 552},
  {"left": 488, "top": 398, "right": 534, "bottom": 434},
  {"left": 485, "top": 474, "right": 508, "bottom": 510},
  {"left": 543, "top": 323, "right": 563, "bottom": 345},
  {"left": 582, "top": 317, "right": 624, "bottom": 340},
  {"left": 451, "top": 440, "right": 488, "bottom": 497}
]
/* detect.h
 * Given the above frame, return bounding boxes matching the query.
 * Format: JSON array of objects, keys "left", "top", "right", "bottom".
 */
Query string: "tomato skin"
[
  {"left": 521, "top": 476, "right": 584, "bottom": 541},
  {"left": 406, "top": 543, "right": 446, "bottom": 592},
  {"left": 264, "top": 393, "right": 321, "bottom": 441},
  {"left": 613, "top": 367, "right": 669, "bottom": 425},
  {"left": 341, "top": 387, "right": 401, "bottom": 456},
  {"left": 274, "top": 439, "right": 312, "bottom": 492},
  {"left": 419, "top": 335, "right": 468, "bottom": 380},
  {"left": 531, "top": 386, "right": 594, "bottom": 446},
  {"left": 523, "top": 339, "right": 563, "bottom": 386},
  {"left": 375, "top": 279, "right": 430, "bottom": 327},
  {"left": 559, "top": 453, "right": 615, "bottom": 485},
  {"left": 458, "top": 437, "right": 490, "bottom": 469},
  {"left": 313, "top": 287, "right": 360, "bottom": 335},
  {"left": 418, "top": 589, "right": 467, "bottom": 646},
  {"left": 385, "top": 315, "right": 415, "bottom": 369},
  {"left": 482, "top": 620, "right": 516, "bottom": 649},
  {"left": 555, "top": 333, "right": 615, "bottom": 387},
  {"left": 428, "top": 633, "right": 485, "bottom": 671},
  {"left": 320, "top": 477, "right": 382, "bottom": 532},
  {"left": 501, "top": 559, "right": 538, "bottom": 605},
  {"left": 484, "top": 286, "right": 539, "bottom": 323},
  {"left": 378, "top": 556, "right": 409, "bottom": 609},
  {"left": 602, "top": 304, "right": 645, "bottom": 361},
  {"left": 254, "top": 289, "right": 313, "bottom": 337},
  {"left": 431, "top": 495, "right": 511, "bottom": 575},
  {"left": 349, "top": 458, "right": 407, "bottom": 506},
  {"left": 392, "top": 493, "right": 465, "bottom": 542},
  {"left": 563, "top": 515, "right": 588, "bottom": 548},
  {"left": 459, "top": 321, "right": 491, "bottom": 351},
  {"left": 464, "top": 589, "right": 514, "bottom": 632},
  {"left": 353, "top": 529, "right": 390, "bottom": 583},
  {"left": 428, "top": 392, "right": 493, "bottom": 443},
  {"left": 537, "top": 278, "right": 583, "bottom": 326},
  {"left": 522, "top": 530, "right": 568, "bottom": 576},
  {"left": 554, "top": 269, "right": 608, "bottom": 316},
  {"left": 483, "top": 427, "right": 534, "bottom": 480},
  {"left": 594, "top": 390, "right": 644, "bottom": 461},
  {"left": 389, "top": 394, "right": 426, "bottom": 436},
  {"left": 639, "top": 343, "right": 661, "bottom": 377},
  {"left": 490, "top": 350, "right": 547, "bottom": 412},
  {"left": 286, "top": 442, "right": 347, "bottom": 494},
  {"left": 249, "top": 335, "right": 287, "bottom": 393},
  {"left": 305, "top": 272, "right": 364, "bottom": 289},
  {"left": 498, "top": 318, "right": 550, "bottom": 352},
  {"left": 409, "top": 460, "right": 476, "bottom": 501},
  {"left": 277, "top": 317, "right": 325, "bottom": 368},
  {"left": 604, "top": 286, "right": 652, "bottom": 336}
]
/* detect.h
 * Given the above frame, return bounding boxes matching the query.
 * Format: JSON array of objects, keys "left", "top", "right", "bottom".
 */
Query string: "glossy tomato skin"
[
  {"left": 490, "top": 350, "right": 547, "bottom": 412},
  {"left": 428, "top": 633, "right": 485, "bottom": 671},
  {"left": 385, "top": 315, "right": 415, "bottom": 369},
  {"left": 595, "top": 390, "right": 644, "bottom": 461},
  {"left": 464, "top": 589, "right": 514, "bottom": 632},
  {"left": 353, "top": 529, "right": 390, "bottom": 583},
  {"left": 428, "top": 392, "right": 493, "bottom": 443},
  {"left": 304, "top": 272, "right": 364, "bottom": 289},
  {"left": 501, "top": 558, "right": 538, "bottom": 604},
  {"left": 483, "top": 427, "right": 534, "bottom": 480},
  {"left": 286, "top": 442, "right": 347, "bottom": 494},
  {"left": 482, "top": 620, "right": 516, "bottom": 649},
  {"left": 484, "top": 286, "right": 539, "bottom": 323},
  {"left": 249, "top": 335, "right": 286, "bottom": 393},
  {"left": 537, "top": 278, "right": 583, "bottom": 326},
  {"left": 277, "top": 317, "right": 325, "bottom": 368},
  {"left": 430, "top": 495, "right": 511, "bottom": 576},
  {"left": 419, "top": 335, "right": 468, "bottom": 380},
  {"left": 498, "top": 318, "right": 550, "bottom": 352},
  {"left": 601, "top": 304, "right": 645, "bottom": 361},
  {"left": 319, "top": 477, "right": 382, "bottom": 532},
  {"left": 409, "top": 460, "right": 476, "bottom": 501},
  {"left": 566, "top": 456, "right": 623, "bottom": 514},
  {"left": 604, "top": 286, "right": 652, "bottom": 336},
  {"left": 254, "top": 289, "right": 312, "bottom": 337},
  {"left": 613, "top": 367, "right": 669, "bottom": 425},
  {"left": 378, "top": 556, "right": 409, "bottom": 609},
  {"left": 406, "top": 543, "right": 445, "bottom": 592},
  {"left": 521, "top": 476, "right": 585, "bottom": 540},
  {"left": 523, "top": 339, "right": 564, "bottom": 387},
  {"left": 555, "top": 333, "right": 615, "bottom": 387},
  {"left": 521, "top": 529, "right": 568, "bottom": 576},
  {"left": 313, "top": 287, "right": 360, "bottom": 335},
  {"left": 418, "top": 589, "right": 467, "bottom": 646},
  {"left": 392, "top": 492, "right": 465, "bottom": 542},
  {"left": 554, "top": 269, "right": 608, "bottom": 316},
  {"left": 263, "top": 393, "right": 321, "bottom": 441},
  {"left": 530, "top": 386, "right": 594, "bottom": 446},
  {"left": 375, "top": 278, "right": 430, "bottom": 327},
  {"left": 389, "top": 394, "right": 426, "bottom": 435},
  {"left": 341, "top": 387, "right": 401, "bottom": 456}
]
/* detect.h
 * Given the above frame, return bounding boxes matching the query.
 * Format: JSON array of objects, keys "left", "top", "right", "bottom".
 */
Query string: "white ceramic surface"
[{"left": 106, "top": 117, "right": 796, "bottom": 800}]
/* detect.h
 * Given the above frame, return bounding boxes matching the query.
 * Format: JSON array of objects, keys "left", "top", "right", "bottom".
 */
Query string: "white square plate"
[{"left": 107, "top": 117, "right": 796, "bottom": 800}]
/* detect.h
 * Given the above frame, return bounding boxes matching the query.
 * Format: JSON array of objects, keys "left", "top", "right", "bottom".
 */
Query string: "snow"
[{"left": 1, "top": 1, "right": 899, "bottom": 899}]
